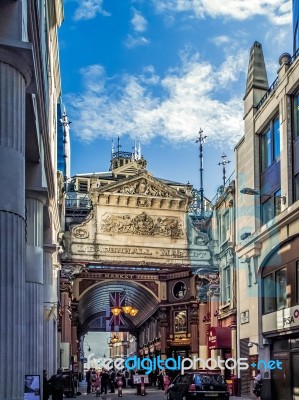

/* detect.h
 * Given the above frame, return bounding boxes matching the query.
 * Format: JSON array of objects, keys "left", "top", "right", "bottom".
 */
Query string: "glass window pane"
[
  {"left": 295, "top": 174, "right": 299, "bottom": 202},
  {"left": 263, "top": 274, "right": 276, "bottom": 313},
  {"left": 273, "top": 118, "right": 280, "bottom": 159},
  {"left": 261, "top": 128, "right": 272, "bottom": 172},
  {"left": 294, "top": 94, "right": 299, "bottom": 140},
  {"left": 261, "top": 197, "right": 273, "bottom": 225},
  {"left": 297, "top": 261, "right": 299, "bottom": 304},
  {"left": 276, "top": 268, "right": 287, "bottom": 310}
]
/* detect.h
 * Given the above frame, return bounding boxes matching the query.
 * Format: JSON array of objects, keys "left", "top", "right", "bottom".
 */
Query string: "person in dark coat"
[
  {"left": 48, "top": 368, "right": 64, "bottom": 400},
  {"left": 100, "top": 369, "right": 109, "bottom": 394},
  {"left": 43, "top": 370, "right": 50, "bottom": 400},
  {"left": 109, "top": 369, "right": 116, "bottom": 393},
  {"left": 86, "top": 367, "right": 92, "bottom": 394}
]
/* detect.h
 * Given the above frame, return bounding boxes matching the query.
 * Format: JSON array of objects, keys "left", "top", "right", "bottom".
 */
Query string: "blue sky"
[{"left": 59, "top": 0, "right": 292, "bottom": 199}]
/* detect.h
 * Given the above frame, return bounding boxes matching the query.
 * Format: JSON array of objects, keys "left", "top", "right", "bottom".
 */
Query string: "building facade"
[
  {"left": 0, "top": 1, "right": 63, "bottom": 399},
  {"left": 235, "top": 38, "right": 299, "bottom": 399},
  {"left": 58, "top": 146, "right": 221, "bottom": 375}
]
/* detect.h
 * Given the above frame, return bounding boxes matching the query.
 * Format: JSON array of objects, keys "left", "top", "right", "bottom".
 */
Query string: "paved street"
[{"left": 71, "top": 383, "right": 253, "bottom": 400}]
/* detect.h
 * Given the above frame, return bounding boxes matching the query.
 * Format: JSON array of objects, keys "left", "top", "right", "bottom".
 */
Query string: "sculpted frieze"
[
  {"left": 115, "top": 178, "right": 173, "bottom": 198},
  {"left": 100, "top": 211, "right": 184, "bottom": 238}
]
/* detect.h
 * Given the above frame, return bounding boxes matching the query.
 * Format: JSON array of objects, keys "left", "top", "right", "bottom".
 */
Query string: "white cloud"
[
  {"left": 209, "top": 36, "right": 230, "bottom": 46},
  {"left": 125, "top": 35, "right": 150, "bottom": 48},
  {"left": 131, "top": 9, "right": 148, "bottom": 32},
  {"left": 66, "top": 50, "right": 248, "bottom": 147},
  {"left": 73, "top": 0, "right": 111, "bottom": 21},
  {"left": 153, "top": 0, "right": 291, "bottom": 25}
]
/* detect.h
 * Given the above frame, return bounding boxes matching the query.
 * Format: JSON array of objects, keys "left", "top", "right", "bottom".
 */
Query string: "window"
[
  {"left": 276, "top": 267, "right": 287, "bottom": 310},
  {"left": 221, "top": 212, "right": 230, "bottom": 243},
  {"left": 295, "top": 173, "right": 299, "bottom": 202},
  {"left": 263, "top": 267, "right": 287, "bottom": 313},
  {"left": 222, "top": 267, "right": 231, "bottom": 303},
  {"left": 78, "top": 180, "right": 88, "bottom": 193},
  {"left": 263, "top": 274, "right": 276, "bottom": 314},
  {"left": 261, "top": 116, "right": 280, "bottom": 172},
  {"left": 173, "top": 282, "right": 187, "bottom": 299},
  {"left": 297, "top": 261, "right": 299, "bottom": 303},
  {"left": 261, "top": 189, "right": 282, "bottom": 225},
  {"left": 293, "top": 91, "right": 299, "bottom": 140}
]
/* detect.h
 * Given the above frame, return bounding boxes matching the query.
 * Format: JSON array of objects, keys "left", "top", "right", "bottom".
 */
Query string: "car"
[{"left": 167, "top": 371, "right": 229, "bottom": 400}]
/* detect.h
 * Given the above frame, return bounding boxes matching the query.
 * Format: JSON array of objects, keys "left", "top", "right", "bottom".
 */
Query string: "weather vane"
[{"left": 218, "top": 154, "right": 231, "bottom": 187}]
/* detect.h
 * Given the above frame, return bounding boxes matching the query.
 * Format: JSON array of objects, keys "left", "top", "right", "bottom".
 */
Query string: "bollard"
[
  {"left": 141, "top": 376, "right": 146, "bottom": 396},
  {"left": 117, "top": 377, "right": 123, "bottom": 397}
]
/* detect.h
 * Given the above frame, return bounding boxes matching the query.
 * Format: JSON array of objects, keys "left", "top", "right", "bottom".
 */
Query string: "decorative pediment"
[{"left": 95, "top": 172, "right": 188, "bottom": 200}]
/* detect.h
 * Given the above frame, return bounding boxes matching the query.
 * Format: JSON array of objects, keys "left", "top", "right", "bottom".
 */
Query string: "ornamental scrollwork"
[{"left": 72, "top": 227, "right": 89, "bottom": 239}]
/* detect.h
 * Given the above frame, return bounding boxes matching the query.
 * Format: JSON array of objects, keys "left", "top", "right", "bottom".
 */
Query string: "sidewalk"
[{"left": 73, "top": 382, "right": 253, "bottom": 400}]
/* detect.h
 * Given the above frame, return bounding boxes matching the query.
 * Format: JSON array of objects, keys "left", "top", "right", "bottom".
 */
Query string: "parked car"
[{"left": 167, "top": 371, "right": 229, "bottom": 400}]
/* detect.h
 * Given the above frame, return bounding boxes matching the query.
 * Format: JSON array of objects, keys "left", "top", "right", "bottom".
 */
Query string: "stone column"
[
  {"left": 230, "top": 322, "right": 237, "bottom": 376},
  {"left": 71, "top": 324, "right": 78, "bottom": 360},
  {"left": 158, "top": 308, "right": 168, "bottom": 361},
  {"left": 198, "top": 303, "right": 208, "bottom": 359},
  {"left": 61, "top": 290, "right": 72, "bottom": 344},
  {"left": 0, "top": 46, "right": 31, "bottom": 400},
  {"left": 209, "top": 284, "right": 220, "bottom": 361},
  {"left": 25, "top": 192, "right": 46, "bottom": 379},
  {"left": 43, "top": 244, "right": 58, "bottom": 376}
]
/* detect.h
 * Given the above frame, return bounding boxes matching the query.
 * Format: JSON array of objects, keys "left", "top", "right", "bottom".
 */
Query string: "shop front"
[{"left": 261, "top": 236, "right": 299, "bottom": 400}]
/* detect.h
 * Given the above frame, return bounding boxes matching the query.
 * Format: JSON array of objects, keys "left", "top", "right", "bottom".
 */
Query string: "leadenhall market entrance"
[
  {"left": 58, "top": 148, "right": 216, "bottom": 373},
  {"left": 262, "top": 235, "right": 299, "bottom": 400}
]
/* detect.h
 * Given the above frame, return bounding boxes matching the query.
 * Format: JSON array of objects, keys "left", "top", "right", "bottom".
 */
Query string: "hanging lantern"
[
  {"left": 129, "top": 307, "right": 139, "bottom": 316},
  {"left": 110, "top": 306, "right": 122, "bottom": 316}
]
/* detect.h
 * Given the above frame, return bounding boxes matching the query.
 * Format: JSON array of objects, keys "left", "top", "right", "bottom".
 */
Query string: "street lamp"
[{"left": 240, "top": 187, "right": 286, "bottom": 205}]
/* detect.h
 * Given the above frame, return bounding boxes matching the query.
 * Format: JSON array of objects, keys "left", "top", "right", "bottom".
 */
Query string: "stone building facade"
[
  {"left": 0, "top": 1, "right": 63, "bottom": 399},
  {"left": 59, "top": 149, "right": 218, "bottom": 372},
  {"left": 235, "top": 40, "right": 299, "bottom": 399}
]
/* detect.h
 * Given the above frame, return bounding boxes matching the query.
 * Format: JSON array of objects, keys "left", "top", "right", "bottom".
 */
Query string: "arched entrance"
[{"left": 78, "top": 280, "right": 160, "bottom": 334}]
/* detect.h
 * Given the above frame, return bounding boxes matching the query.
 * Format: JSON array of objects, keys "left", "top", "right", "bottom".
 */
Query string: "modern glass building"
[
  {"left": 294, "top": 0, "right": 299, "bottom": 52},
  {"left": 57, "top": 101, "right": 71, "bottom": 180}
]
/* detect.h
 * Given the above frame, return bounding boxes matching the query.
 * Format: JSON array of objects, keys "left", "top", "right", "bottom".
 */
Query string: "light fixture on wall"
[{"left": 240, "top": 187, "right": 286, "bottom": 205}]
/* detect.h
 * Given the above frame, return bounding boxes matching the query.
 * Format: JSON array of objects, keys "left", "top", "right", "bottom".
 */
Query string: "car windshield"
[{"left": 194, "top": 374, "right": 225, "bottom": 385}]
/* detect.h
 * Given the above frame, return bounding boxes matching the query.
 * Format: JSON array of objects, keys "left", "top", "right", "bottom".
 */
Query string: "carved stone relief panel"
[
  {"left": 115, "top": 178, "right": 173, "bottom": 198},
  {"left": 100, "top": 211, "right": 184, "bottom": 238}
]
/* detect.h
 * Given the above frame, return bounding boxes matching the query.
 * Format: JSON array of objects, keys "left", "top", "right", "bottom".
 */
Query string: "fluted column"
[
  {"left": 0, "top": 47, "right": 30, "bottom": 400},
  {"left": 43, "top": 244, "right": 58, "bottom": 376},
  {"left": 25, "top": 192, "right": 46, "bottom": 379}
]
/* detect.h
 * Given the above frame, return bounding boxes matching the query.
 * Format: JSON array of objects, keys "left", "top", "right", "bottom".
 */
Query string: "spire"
[
  {"left": 138, "top": 142, "right": 141, "bottom": 160},
  {"left": 244, "top": 41, "right": 269, "bottom": 99}
]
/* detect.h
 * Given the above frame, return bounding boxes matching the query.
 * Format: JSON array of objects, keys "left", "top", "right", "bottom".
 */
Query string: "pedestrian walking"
[
  {"left": 100, "top": 369, "right": 109, "bottom": 395},
  {"left": 253, "top": 370, "right": 262, "bottom": 400},
  {"left": 48, "top": 368, "right": 64, "bottom": 400},
  {"left": 86, "top": 367, "right": 92, "bottom": 394},
  {"left": 43, "top": 370, "right": 50, "bottom": 400}
]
